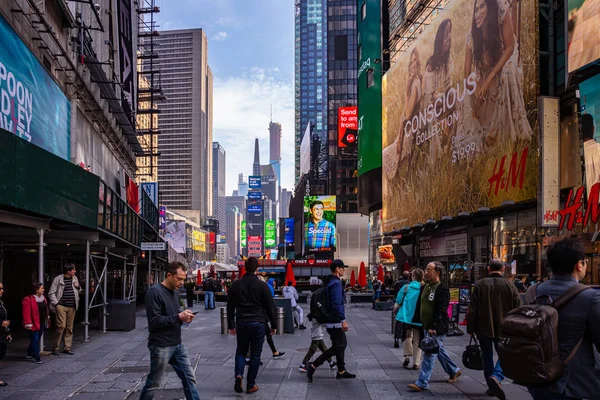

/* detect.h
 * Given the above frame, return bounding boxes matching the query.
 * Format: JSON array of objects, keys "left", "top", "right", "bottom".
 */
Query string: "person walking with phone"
[
  {"left": 227, "top": 257, "right": 277, "bottom": 395},
  {"left": 140, "top": 262, "right": 200, "bottom": 400}
]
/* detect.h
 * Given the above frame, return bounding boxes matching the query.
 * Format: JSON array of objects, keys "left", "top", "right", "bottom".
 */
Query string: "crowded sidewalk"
[{"left": 0, "top": 303, "right": 531, "bottom": 400}]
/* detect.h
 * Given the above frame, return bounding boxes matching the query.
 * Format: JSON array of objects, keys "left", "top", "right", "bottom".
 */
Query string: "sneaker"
[
  {"left": 299, "top": 325, "right": 307, "bottom": 330},
  {"left": 486, "top": 389, "right": 495, "bottom": 397},
  {"left": 234, "top": 376, "right": 243, "bottom": 393},
  {"left": 448, "top": 370, "right": 462, "bottom": 384},
  {"left": 63, "top": 350, "right": 75, "bottom": 355},
  {"left": 403, "top": 358, "right": 410, "bottom": 367},
  {"left": 306, "top": 364, "right": 316, "bottom": 383},
  {"left": 273, "top": 351, "right": 285, "bottom": 359},
  {"left": 407, "top": 383, "right": 425, "bottom": 392},
  {"left": 246, "top": 385, "right": 259, "bottom": 394},
  {"left": 25, "top": 355, "right": 33, "bottom": 360},
  {"left": 298, "top": 364, "right": 307, "bottom": 372},
  {"left": 52, "top": 349, "right": 60, "bottom": 356},
  {"left": 336, "top": 371, "right": 356, "bottom": 379},
  {"left": 487, "top": 377, "right": 506, "bottom": 400},
  {"left": 33, "top": 359, "right": 42, "bottom": 365},
  {"left": 328, "top": 361, "right": 337, "bottom": 370}
]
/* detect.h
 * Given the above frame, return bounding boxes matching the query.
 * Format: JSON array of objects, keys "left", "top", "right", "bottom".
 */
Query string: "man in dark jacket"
[
  {"left": 524, "top": 239, "right": 600, "bottom": 400},
  {"left": 227, "top": 257, "right": 277, "bottom": 395},
  {"left": 307, "top": 259, "right": 356, "bottom": 382},
  {"left": 408, "top": 262, "right": 461, "bottom": 392},
  {"left": 394, "top": 271, "right": 411, "bottom": 297},
  {"left": 467, "top": 259, "right": 520, "bottom": 399}
]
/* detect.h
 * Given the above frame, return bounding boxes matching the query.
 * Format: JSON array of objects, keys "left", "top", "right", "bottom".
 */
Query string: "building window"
[
  {"left": 334, "top": 35, "right": 348, "bottom": 61},
  {"left": 361, "top": 2, "right": 367, "bottom": 20}
]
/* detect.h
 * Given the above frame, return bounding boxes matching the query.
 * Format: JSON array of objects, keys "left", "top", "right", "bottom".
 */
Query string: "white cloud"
[
  {"left": 213, "top": 68, "right": 295, "bottom": 195},
  {"left": 213, "top": 31, "right": 229, "bottom": 41}
]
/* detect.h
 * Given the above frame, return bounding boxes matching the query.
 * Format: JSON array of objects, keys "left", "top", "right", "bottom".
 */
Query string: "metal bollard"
[
  {"left": 220, "top": 307, "right": 228, "bottom": 334},
  {"left": 276, "top": 307, "right": 285, "bottom": 335}
]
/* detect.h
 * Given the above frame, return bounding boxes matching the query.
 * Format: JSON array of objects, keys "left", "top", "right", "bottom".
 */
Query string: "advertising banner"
[
  {"left": 116, "top": 0, "right": 135, "bottom": 123},
  {"left": 165, "top": 220, "right": 186, "bottom": 254},
  {"left": 248, "top": 204, "right": 262, "bottom": 214},
  {"left": 0, "top": 15, "right": 71, "bottom": 160},
  {"left": 567, "top": 0, "right": 600, "bottom": 73},
  {"left": 248, "top": 191, "right": 262, "bottom": 200},
  {"left": 159, "top": 206, "right": 166, "bottom": 231},
  {"left": 141, "top": 182, "right": 158, "bottom": 206},
  {"left": 248, "top": 235, "right": 262, "bottom": 257},
  {"left": 382, "top": 0, "right": 539, "bottom": 230},
  {"left": 378, "top": 244, "right": 396, "bottom": 264},
  {"left": 241, "top": 221, "right": 247, "bottom": 248},
  {"left": 249, "top": 176, "right": 262, "bottom": 189},
  {"left": 419, "top": 231, "right": 468, "bottom": 258},
  {"left": 284, "top": 218, "right": 295, "bottom": 244},
  {"left": 191, "top": 230, "right": 205, "bottom": 252},
  {"left": 357, "top": 0, "right": 383, "bottom": 175},
  {"left": 304, "top": 195, "right": 336, "bottom": 252},
  {"left": 580, "top": 74, "right": 600, "bottom": 142},
  {"left": 265, "top": 219, "right": 276, "bottom": 248},
  {"left": 338, "top": 106, "right": 358, "bottom": 147}
]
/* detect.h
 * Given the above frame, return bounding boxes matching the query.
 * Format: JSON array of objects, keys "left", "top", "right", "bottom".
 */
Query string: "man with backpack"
[
  {"left": 306, "top": 259, "right": 356, "bottom": 382},
  {"left": 498, "top": 238, "right": 600, "bottom": 399},
  {"left": 467, "top": 259, "right": 520, "bottom": 399}
]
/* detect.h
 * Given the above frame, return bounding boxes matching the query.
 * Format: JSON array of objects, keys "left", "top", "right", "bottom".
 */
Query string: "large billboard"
[
  {"left": 265, "top": 219, "right": 276, "bottom": 248},
  {"left": 117, "top": 0, "right": 135, "bottom": 123},
  {"left": 382, "top": 0, "right": 539, "bottom": 230},
  {"left": 164, "top": 220, "right": 186, "bottom": 254},
  {"left": 338, "top": 106, "right": 358, "bottom": 147},
  {"left": 241, "top": 221, "right": 247, "bottom": 248},
  {"left": 357, "top": 0, "right": 383, "bottom": 176},
  {"left": 580, "top": 74, "right": 600, "bottom": 141},
  {"left": 284, "top": 218, "right": 295, "bottom": 244},
  {"left": 304, "top": 195, "right": 336, "bottom": 252},
  {"left": 0, "top": 15, "right": 71, "bottom": 160},
  {"left": 567, "top": 0, "right": 600, "bottom": 73}
]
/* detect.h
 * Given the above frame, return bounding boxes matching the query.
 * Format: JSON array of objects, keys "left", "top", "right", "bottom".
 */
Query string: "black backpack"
[
  {"left": 310, "top": 285, "right": 331, "bottom": 324},
  {"left": 498, "top": 283, "right": 592, "bottom": 385}
]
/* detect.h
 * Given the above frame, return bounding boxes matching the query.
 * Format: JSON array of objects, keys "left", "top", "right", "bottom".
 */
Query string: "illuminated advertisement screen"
[
  {"left": 568, "top": 0, "right": 600, "bottom": 72},
  {"left": 0, "top": 15, "right": 71, "bottom": 159},
  {"left": 241, "top": 221, "right": 247, "bottom": 248},
  {"left": 338, "top": 106, "right": 358, "bottom": 147},
  {"left": 304, "top": 195, "right": 336, "bottom": 252},
  {"left": 248, "top": 191, "right": 262, "bottom": 200},
  {"left": 249, "top": 176, "right": 262, "bottom": 189},
  {"left": 382, "top": 0, "right": 539, "bottom": 230},
  {"left": 248, "top": 204, "right": 262, "bottom": 214},
  {"left": 284, "top": 218, "right": 295, "bottom": 244},
  {"left": 265, "top": 219, "right": 276, "bottom": 248},
  {"left": 248, "top": 235, "right": 262, "bottom": 257}
]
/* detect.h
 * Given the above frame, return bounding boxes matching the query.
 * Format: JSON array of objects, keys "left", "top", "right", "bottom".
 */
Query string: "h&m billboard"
[
  {"left": 382, "top": 0, "right": 539, "bottom": 230},
  {"left": 0, "top": 15, "right": 71, "bottom": 160}
]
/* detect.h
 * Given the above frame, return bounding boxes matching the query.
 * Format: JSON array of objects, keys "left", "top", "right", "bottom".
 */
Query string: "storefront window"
[{"left": 492, "top": 209, "right": 539, "bottom": 276}]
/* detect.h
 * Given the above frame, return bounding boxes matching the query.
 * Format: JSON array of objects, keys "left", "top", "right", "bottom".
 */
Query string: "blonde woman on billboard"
[
  {"left": 464, "top": 0, "right": 532, "bottom": 147},
  {"left": 422, "top": 19, "right": 454, "bottom": 166}
]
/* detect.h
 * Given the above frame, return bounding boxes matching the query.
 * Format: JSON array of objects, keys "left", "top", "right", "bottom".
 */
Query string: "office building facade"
[
  {"left": 155, "top": 29, "right": 213, "bottom": 219},
  {"left": 212, "top": 142, "right": 226, "bottom": 240}
]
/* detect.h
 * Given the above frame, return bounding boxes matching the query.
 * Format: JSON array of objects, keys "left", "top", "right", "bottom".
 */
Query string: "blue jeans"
[
  {"left": 204, "top": 291, "right": 214, "bottom": 309},
  {"left": 27, "top": 326, "right": 44, "bottom": 360},
  {"left": 140, "top": 343, "right": 200, "bottom": 400},
  {"left": 234, "top": 322, "right": 266, "bottom": 389},
  {"left": 415, "top": 333, "right": 460, "bottom": 390},
  {"left": 478, "top": 336, "right": 504, "bottom": 386}
]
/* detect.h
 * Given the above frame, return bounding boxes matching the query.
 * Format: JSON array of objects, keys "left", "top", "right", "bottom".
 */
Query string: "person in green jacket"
[{"left": 394, "top": 268, "right": 425, "bottom": 369}]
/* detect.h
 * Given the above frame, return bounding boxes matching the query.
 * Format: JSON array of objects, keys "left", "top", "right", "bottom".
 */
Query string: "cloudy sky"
[{"left": 157, "top": 0, "right": 295, "bottom": 195}]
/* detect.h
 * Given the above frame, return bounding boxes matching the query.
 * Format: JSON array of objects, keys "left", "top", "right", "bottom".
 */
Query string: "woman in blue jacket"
[{"left": 394, "top": 268, "right": 425, "bottom": 369}]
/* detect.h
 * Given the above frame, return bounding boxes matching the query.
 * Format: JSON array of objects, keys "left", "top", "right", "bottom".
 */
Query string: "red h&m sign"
[{"left": 558, "top": 183, "right": 600, "bottom": 230}]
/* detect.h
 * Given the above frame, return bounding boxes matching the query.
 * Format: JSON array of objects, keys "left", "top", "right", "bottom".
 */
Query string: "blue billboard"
[
  {"left": 0, "top": 15, "right": 71, "bottom": 160},
  {"left": 284, "top": 218, "right": 295, "bottom": 244},
  {"left": 248, "top": 191, "right": 262, "bottom": 200},
  {"left": 248, "top": 204, "right": 262, "bottom": 214},
  {"left": 580, "top": 74, "right": 600, "bottom": 142},
  {"left": 249, "top": 175, "right": 262, "bottom": 189}
]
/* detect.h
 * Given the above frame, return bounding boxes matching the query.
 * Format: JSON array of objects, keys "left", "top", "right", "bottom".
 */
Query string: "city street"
[{"left": 0, "top": 302, "right": 531, "bottom": 400}]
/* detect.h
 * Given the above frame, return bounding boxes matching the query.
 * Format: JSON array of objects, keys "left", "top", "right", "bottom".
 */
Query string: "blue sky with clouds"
[{"left": 157, "top": 0, "right": 295, "bottom": 195}]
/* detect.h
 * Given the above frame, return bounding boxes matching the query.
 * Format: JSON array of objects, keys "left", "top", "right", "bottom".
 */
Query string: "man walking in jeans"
[
  {"left": 227, "top": 257, "right": 276, "bottom": 394},
  {"left": 467, "top": 259, "right": 520, "bottom": 399},
  {"left": 140, "top": 262, "right": 199, "bottom": 400},
  {"left": 48, "top": 264, "right": 82, "bottom": 355},
  {"left": 408, "top": 262, "right": 461, "bottom": 392},
  {"left": 307, "top": 259, "right": 356, "bottom": 382}
]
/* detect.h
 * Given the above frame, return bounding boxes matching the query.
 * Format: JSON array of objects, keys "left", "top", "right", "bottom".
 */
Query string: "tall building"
[
  {"left": 253, "top": 138, "right": 261, "bottom": 176},
  {"left": 269, "top": 122, "right": 282, "bottom": 163},
  {"left": 237, "top": 173, "right": 248, "bottom": 197},
  {"left": 136, "top": 60, "right": 159, "bottom": 183},
  {"left": 280, "top": 188, "right": 292, "bottom": 218},
  {"left": 212, "top": 142, "right": 226, "bottom": 240},
  {"left": 226, "top": 206, "right": 244, "bottom": 259},
  {"left": 295, "top": 0, "right": 328, "bottom": 183},
  {"left": 155, "top": 29, "right": 213, "bottom": 219}
]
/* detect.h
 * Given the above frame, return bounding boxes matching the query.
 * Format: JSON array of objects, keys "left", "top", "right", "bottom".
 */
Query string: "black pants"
[
  {"left": 265, "top": 323, "right": 277, "bottom": 353},
  {"left": 313, "top": 328, "right": 346, "bottom": 371},
  {"left": 0, "top": 342, "right": 5, "bottom": 361}
]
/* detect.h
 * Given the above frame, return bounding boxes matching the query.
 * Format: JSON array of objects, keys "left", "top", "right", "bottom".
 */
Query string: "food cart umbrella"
[
  {"left": 377, "top": 265, "right": 385, "bottom": 282},
  {"left": 239, "top": 264, "right": 246, "bottom": 278},
  {"left": 196, "top": 270, "right": 202, "bottom": 285},
  {"left": 350, "top": 269, "right": 356, "bottom": 287},
  {"left": 358, "top": 261, "right": 367, "bottom": 287},
  {"left": 285, "top": 262, "right": 296, "bottom": 286}
]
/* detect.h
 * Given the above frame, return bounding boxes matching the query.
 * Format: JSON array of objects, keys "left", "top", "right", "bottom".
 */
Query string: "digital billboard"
[
  {"left": 0, "top": 15, "right": 71, "bottom": 160},
  {"left": 284, "top": 218, "right": 295, "bottom": 244},
  {"left": 249, "top": 176, "right": 262, "bottom": 189},
  {"left": 304, "top": 195, "right": 336, "bottom": 252},
  {"left": 164, "top": 220, "right": 186, "bottom": 254},
  {"left": 248, "top": 204, "right": 262, "bottom": 214},
  {"left": 580, "top": 74, "right": 600, "bottom": 142},
  {"left": 338, "top": 106, "right": 358, "bottom": 147},
  {"left": 382, "top": 0, "right": 539, "bottom": 230},
  {"left": 567, "top": 0, "right": 600, "bottom": 73},
  {"left": 241, "top": 221, "right": 247, "bottom": 248},
  {"left": 248, "top": 191, "right": 262, "bottom": 200},
  {"left": 248, "top": 235, "right": 262, "bottom": 257},
  {"left": 265, "top": 220, "right": 276, "bottom": 248}
]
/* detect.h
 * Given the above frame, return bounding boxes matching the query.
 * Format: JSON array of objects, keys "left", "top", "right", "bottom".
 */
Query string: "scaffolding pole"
[{"left": 84, "top": 240, "right": 91, "bottom": 342}]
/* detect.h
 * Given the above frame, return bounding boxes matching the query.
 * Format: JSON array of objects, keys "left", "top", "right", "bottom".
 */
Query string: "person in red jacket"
[{"left": 22, "top": 283, "right": 50, "bottom": 364}]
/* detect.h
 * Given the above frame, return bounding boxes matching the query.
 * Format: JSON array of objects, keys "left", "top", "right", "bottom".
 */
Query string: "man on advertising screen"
[{"left": 305, "top": 201, "right": 336, "bottom": 250}]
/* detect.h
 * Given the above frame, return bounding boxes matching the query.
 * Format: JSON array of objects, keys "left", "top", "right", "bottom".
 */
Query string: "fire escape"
[{"left": 136, "top": 0, "right": 164, "bottom": 181}]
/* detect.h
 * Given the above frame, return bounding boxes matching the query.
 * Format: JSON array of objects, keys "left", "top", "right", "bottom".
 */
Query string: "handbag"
[
  {"left": 419, "top": 334, "right": 440, "bottom": 354},
  {"left": 462, "top": 335, "right": 484, "bottom": 370}
]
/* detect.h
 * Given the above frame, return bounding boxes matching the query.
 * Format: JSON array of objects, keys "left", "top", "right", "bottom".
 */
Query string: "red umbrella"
[
  {"left": 231, "top": 272, "right": 236, "bottom": 280},
  {"left": 403, "top": 260, "right": 410, "bottom": 272},
  {"left": 358, "top": 261, "right": 367, "bottom": 287},
  {"left": 239, "top": 264, "right": 246, "bottom": 278},
  {"left": 350, "top": 270, "right": 356, "bottom": 287},
  {"left": 196, "top": 270, "right": 202, "bottom": 285},
  {"left": 377, "top": 264, "right": 384, "bottom": 282},
  {"left": 285, "top": 262, "right": 297, "bottom": 286}
]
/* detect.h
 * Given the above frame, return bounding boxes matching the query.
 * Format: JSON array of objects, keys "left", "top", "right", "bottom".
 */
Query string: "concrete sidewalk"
[{"left": 0, "top": 302, "right": 531, "bottom": 400}]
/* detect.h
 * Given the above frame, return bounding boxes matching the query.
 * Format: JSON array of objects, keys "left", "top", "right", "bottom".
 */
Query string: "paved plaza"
[{"left": 0, "top": 302, "right": 531, "bottom": 400}]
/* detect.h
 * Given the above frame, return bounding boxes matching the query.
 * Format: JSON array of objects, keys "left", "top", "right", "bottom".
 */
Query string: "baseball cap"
[{"left": 330, "top": 259, "right": 347, "bottom": 269}]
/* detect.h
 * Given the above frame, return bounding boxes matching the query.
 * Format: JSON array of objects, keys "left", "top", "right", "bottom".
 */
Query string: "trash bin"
[{"left": 106, "top": 300, "right": 136, "bottom": 331}]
